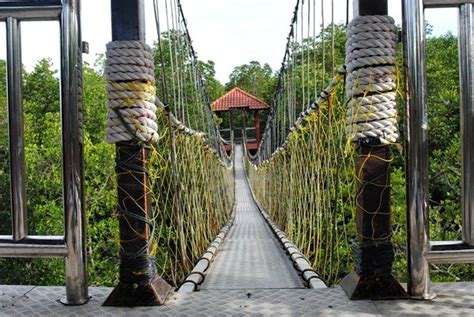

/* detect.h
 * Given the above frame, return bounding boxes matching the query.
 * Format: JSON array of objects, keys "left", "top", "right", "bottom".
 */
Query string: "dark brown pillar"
[
  {"left": 104, "top": 0, "right": 172, "bottom": 307},
  {"left": 340, "top": 0, "right": 407, "bottom": 300},
  {"left": 243, "top": 110, "right": 247, "bottom": 143},
  {"left": 255, "top": 110, "right": 261, "bottom": 145},
  {"left": 229, "top": 110, "right": 233, "bottom": 138}
]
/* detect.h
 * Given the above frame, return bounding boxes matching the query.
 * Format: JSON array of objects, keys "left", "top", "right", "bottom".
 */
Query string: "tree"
[
  {"left": 153, "top": 31, "right": 223, "bottom": 135},
  {"left": 225, "top": 61, "right": 275, "bottom": 104},
  {"left": 197, "top": 60, "right": 224, "bottom": 102}
]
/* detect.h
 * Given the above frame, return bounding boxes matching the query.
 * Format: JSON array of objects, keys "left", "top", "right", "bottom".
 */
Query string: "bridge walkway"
[{"left": 201, "top": 144, "right": 305, "bottom": 290}]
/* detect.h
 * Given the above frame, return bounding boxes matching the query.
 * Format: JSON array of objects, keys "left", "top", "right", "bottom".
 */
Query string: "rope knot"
[
  {"left": 105, "top": 40, "right": 159, "bottom": 144},
  {"left": 345, "top": 15, "right": 399, "bottom": 145}
]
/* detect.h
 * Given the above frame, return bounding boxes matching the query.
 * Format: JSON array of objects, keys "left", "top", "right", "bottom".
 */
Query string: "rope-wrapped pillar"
[
  {"left": 104, "top": 0, "right": 172, "bottom": 307},
  {"left": 340, "top": 0, "right": 407, "bottom": 300}
]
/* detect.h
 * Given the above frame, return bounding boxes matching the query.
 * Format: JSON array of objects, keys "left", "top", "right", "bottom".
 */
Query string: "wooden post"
[
  {"left": 243, "top": 109, "right": 247, "bottom": 144},
  {"left": 229, "top": 110, "right": 233, "bottom": 139},
  {"left": 255, "top": 110, "right": 261, "bottom": 145},
  {"left": 340, "top": 0, "right": 407, "bottom": 300},
  {"left": 104, "top": 0, "right": 172, "bottom": 307}
]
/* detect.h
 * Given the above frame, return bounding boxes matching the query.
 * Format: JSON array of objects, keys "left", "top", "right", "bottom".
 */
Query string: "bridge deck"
[
  {"left": 201, "top": 145, "right": 304, "bottom": 290},
  {"left": 1, "top": 283, "right": 474, "bottom": 316}
]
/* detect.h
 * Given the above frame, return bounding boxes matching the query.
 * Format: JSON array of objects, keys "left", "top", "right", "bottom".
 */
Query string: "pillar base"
[
  {"left": 340, "top": 271, "right": 407, "bottom": 300},
  {"left": 103, "top": 274, "right": 173, "bottom": 307}
]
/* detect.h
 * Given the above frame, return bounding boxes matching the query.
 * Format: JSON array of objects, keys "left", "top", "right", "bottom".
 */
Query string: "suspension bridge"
[{"left": 1, "top": 0, "right": 474, "bottom": 315}]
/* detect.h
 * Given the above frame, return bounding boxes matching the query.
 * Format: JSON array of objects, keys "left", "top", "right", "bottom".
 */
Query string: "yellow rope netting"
[
  {"left": 148, "top": 110, "right": 234, "bottom": 286},
  {"left": 245, "top": 77, "right": 355, "bottom": 286}
]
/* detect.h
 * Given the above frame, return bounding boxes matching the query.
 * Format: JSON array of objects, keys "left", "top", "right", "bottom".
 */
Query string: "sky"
[{"left": 0, "top": 1, "right": 459, "bottom": 83}]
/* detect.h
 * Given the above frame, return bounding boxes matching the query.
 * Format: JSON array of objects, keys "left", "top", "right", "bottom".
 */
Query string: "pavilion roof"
[{"left": 211, "top": 87, "right": 270, "bottom": 112}]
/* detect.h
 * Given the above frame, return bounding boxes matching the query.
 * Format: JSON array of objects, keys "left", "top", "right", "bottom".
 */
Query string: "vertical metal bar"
[
  {"left": 460, "top": 3, "right": 474, "bottom": 246},
  {"left": 6, "top": 17, "right": 27, "bottom": 241},
  {"left": 402, "top": 0, "right": 434, "bottom": 299},
  {"left": 59, "top": 0, "right": 89, "bottom": 305}
]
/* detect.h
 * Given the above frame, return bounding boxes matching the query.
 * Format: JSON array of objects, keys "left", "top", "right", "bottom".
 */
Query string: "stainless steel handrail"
[
  {"left": 424, "top": 0, "right": 474, "bottom": 7},
  {"left": 459, "top": 2, "right": 474, "bottom": 246},
  {"left": 403, "top": 0, "right": 474, "bottom": 299},
  {"left": 0, "top": 0, "right": 88, "bottom": 305}
]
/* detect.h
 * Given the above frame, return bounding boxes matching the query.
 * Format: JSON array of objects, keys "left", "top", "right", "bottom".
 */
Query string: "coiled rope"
[
  {"left": 345, "top": 15, "right": 399, "bottom": 144},
  {"left": 105, "top": 40, "right": 159, "bottom": 144}
]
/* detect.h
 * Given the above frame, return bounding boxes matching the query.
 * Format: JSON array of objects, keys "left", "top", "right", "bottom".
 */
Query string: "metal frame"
[
  {"left": 0, "top": 0, "right": 88, "bottom": 305},
  {"left": 424, "top": 0, "right": 474, "bottom": 8},
  {"left": 404, "top": 0, "right": 474, "bottom": 299}
]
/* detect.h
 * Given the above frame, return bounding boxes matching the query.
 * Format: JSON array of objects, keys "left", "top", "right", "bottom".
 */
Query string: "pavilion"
[{"left": 211, "top": 87, "right": 270, "bottom": 153}]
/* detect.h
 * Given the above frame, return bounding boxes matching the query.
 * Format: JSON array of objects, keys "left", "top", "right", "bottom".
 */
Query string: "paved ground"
[
  {"left": 1, "top": 283, "right": 474, "bottom": 316},
  {"left": 201, "top": 145, "right": 305, "bottom": 290}
]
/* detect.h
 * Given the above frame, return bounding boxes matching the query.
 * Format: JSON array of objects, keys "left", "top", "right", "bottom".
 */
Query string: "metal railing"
[
  {"left": 221, "top": 127, "right": 257, "bottom": 142},
  {"left": 0, "top": 0, "right": 88, "bottom": 305},
  {"left": 403, "top": 0, "right": 474, "bottom": 299}
]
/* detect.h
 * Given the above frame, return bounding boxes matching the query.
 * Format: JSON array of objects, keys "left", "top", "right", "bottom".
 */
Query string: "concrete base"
[
  {"left": 103, "top": 274, "right": 172, "bottom": 307},
  {"left": 341, "top": 271, "right": 408, "bottom": 300}
]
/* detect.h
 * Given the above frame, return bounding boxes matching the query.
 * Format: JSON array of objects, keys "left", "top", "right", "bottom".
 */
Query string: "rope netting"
[
  {"left": 104, "top": 0, "right": 233, "bottom": 287},
  {"left": 246, "top": 0, "right": 400, "bottom": 286},
  {"left": 149, "top": 116, "right": 234, "bottom": 285},
  {"left": 246, "top": 72, "right": 354, "bottom": 285}
]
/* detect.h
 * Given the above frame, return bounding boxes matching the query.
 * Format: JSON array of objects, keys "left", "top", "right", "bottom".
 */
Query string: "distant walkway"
[{"left": 200, "top": 145, "right": 305, "bottom": 290}]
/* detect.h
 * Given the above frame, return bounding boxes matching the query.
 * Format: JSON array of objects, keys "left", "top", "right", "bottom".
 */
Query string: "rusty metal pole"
[
  {"left": 340, "top": 0, "right": 407, "bottom": 300},
  {"left": 103, "top": 0, "right": 172, "bottom": 307}
]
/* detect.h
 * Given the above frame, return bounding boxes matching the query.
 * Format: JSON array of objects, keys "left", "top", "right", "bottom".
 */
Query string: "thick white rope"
[
  {"left": 345, "top": 15, "right": 399, "bottom": 145},
  {"left": 105, "top": 40, "right": 158, "bottom": 144}
]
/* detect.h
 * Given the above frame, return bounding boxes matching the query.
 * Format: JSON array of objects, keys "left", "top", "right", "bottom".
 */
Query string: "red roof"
[{"left": 211, "top": 87, "right": 270, "bottom": 112}]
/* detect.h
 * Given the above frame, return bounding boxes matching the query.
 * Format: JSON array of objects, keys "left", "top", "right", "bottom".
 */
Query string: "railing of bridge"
[
  {"left": 245, "top": 0, "right": 407, "bottom": 299},
  {"left": 0, "top": 0, "right": 88, "bottom": 305},
  {"left": 245, "top": 0, "right": 474, "bottom": 302},
  {"left": 245, "top": 71, "right": 353, "bottom": 286},
  {"left": 95, "top": 0, "right": 236, "bottom": 307},
  {"left": 403, "top": 0, "right": 474, "bottom": 299},
  {"left": 246, "top": 0, "right": 354, "bottom": 287}
]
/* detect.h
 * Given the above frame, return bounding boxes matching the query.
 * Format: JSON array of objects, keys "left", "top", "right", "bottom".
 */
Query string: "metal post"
[
  {"left": 402, "top": 0, "right": 434, "bottom": 300},
  {"left": 460, "top": 3, "right": 474, "bottom": 246},
  {"left": 341, "top": 0, "right": 407, "bottom": 300},
  {"left": 6, "top": 17, "right": 27, "bottom": 241},
  {"left": 104, "top": 0, "right": 172, "bottom": 307},
  {"left": 59, "top": 0, "right": 89, "bottom": 305}
]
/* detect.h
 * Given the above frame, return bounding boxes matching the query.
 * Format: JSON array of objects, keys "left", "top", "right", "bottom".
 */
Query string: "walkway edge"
[
  {"left": 178, "top": 204, "right": 237, "bottom": 293},
  {"left": 243, "top": 152, "right": 327, "bottom": 289}
]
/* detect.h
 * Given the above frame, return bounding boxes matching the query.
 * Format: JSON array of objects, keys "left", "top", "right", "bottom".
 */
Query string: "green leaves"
[{"left": 225, "top": 61, "right": 275, "bottom": 104}]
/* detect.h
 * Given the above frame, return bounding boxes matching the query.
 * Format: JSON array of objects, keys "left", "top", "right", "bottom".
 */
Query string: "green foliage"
[
  {"left": 0, "top": 61, "right": 10, "bottom": 234},
  {"left": 198, "top": 60, "right": 225, "bottom": 102},
  {"left": 0, "top": 60, "right": 118, "bottom": 286},
  {"left": 153, "top": 31, "right": 217, "bottom": 134},
  {"left": 225, "top": 61, "right": 275, "bottom": 104},
  {"left": 23, "top": 59, "right": 60, "bottom": 117}
]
